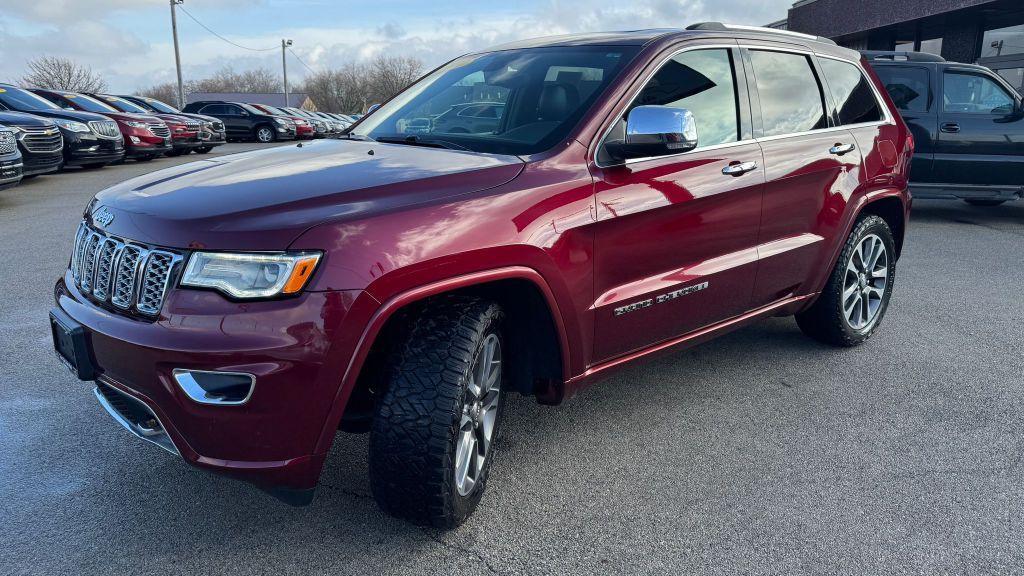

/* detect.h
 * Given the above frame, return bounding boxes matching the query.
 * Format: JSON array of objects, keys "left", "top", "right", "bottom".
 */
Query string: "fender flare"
[{"left": 312, "top": 265, "right": 572, "bottom": 454}]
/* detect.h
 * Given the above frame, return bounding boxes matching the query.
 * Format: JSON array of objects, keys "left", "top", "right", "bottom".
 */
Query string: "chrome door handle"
[
  {"left": 829, "top": 143, "right": 856, "bottom": 155},
  {"left": 721, "top": 161, "right": 757, "bottom": 176},
  {"left": 940, "top": 122, "right": 960, "bottom": 133}
]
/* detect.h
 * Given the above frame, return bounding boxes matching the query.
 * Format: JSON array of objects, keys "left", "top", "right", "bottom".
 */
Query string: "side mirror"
[{"left": 605, "top": 105, "right": 698, "bottom": 162}]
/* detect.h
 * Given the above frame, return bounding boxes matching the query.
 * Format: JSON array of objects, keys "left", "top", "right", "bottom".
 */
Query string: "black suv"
[
  {"left": 865, "top": 51, "right": 1024, "bottom": 206},
  {"left": 0, "top": 83, "right": 125, "bottom": 169},
  {"left": 182, "top": 101, "right": 296, "bottom": 142},
  {"left": 0, "top": 111, "right": 63, "bottom": 177}
]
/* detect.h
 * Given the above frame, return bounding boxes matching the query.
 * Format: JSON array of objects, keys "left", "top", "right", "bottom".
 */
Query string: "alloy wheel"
[
  {"left": 256, "top": 128, "right": 273, "bottom": 142},
  {"left": 842, "top": 233, "right": 888, "bottom": 330},
  {"left": 454, "top": 333, "right": 501, "bottom": 497}
]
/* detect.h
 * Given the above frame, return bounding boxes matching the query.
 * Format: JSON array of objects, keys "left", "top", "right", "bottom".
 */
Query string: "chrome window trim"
[{"left": 594, "top": 42, "right": 895, "bottom": 168}]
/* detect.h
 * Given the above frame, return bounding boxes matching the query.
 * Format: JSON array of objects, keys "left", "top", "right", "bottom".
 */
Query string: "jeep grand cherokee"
[{"left": 51, "top": 24, "right": 912, "bottom": 528}]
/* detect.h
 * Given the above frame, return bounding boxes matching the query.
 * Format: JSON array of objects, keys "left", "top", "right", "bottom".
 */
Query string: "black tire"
[
  {"left": 194, "top": 146, "right": 212, "bottom": 154},
  {"left": 369, "top": 295, "right": 506, "bottom": 528},
  {"left": 81, "top": 163, "right": 107, "bottom": 170},
  {"left": 135, "top": 155, "right": 155, "bottom": 162},
  {"left": 796, "top": 214, "right": 896, "bottom": 347},
  {"left": 254, "top": 125, "right": 276, "bottom": 143},
  {"left": 963, "top": 199, "right": 1007, "bottom": 207}
]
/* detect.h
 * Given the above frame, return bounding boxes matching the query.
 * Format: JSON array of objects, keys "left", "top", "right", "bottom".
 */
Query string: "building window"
[
  {"left": 981, "top": 23, "right": 1024, "bottom": 58},
  {"left": 918, "top": 37, "right": 943, "bottom": 56}
]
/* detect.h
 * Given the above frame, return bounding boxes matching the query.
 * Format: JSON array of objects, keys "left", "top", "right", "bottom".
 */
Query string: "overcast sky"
[{"left": 0, "top": 0, "right": 793, "bottom": 93}]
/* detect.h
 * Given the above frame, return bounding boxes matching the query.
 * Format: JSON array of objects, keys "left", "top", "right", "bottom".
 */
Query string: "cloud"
[{"left": 0, "top": 0, "right": 793, "bottom": 92}]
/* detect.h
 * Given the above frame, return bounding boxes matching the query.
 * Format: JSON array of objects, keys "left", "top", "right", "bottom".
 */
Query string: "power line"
[
  {"left": 177, "top": 5, "right": 278, "bottom": 52},
  {"left": 288, "top": 48, "right": 318, "bottom": 75}
]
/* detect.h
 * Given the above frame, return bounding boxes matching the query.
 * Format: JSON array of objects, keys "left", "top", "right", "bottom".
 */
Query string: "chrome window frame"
[{"left": 593, "top": 42, "right": 895, "bottom": 168}]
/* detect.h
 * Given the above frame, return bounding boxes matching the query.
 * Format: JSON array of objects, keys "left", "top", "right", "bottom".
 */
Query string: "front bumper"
[
  {"left": 63, "top": 133, "right": 125, "bottom": 166},
  {"left": 125, "top": 136, "right": 172, "bottom": 158},
  {"left": 53, "top": 271, "right": 370, "bottom": 497},
  {"left": 20, "top": 148, "right": 62, "bottom": 176},
  {"left": 0, "top": 157, "right": 22, "bottom": 189}
]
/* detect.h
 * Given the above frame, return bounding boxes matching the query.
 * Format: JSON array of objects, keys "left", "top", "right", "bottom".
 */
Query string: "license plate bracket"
[{"left": 49, "top": 308, "right": 98, "bottom": 380}]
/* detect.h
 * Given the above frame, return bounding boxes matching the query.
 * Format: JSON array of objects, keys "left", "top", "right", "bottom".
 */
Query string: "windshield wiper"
[{"left": 374, "top": 135, "right": 469, "bottom": 151}]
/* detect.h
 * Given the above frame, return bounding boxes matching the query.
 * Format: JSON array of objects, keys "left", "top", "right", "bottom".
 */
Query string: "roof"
[
  {"left": 487, "top": 30, "right": 678, "bottom": 50},
  {"left": 186, "top": 92, "right": 312, "bottom": 107}
]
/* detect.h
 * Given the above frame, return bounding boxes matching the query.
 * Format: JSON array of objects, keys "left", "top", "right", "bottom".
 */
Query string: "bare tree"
[
  {"left": 189, "top": 65, "right": 281, "bottom": 94},
  {"left": 137, "top": 82, "right": 180, "bottom": 106},
  {"left": 298, "top": 56, "right": 423, "bottom": 114},
  {"left": 20, "top": 56, "right": 108, "bottom": 92}
]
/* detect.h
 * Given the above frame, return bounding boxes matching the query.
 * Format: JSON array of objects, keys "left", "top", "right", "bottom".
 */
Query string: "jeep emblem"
[{"left": 93, "top": 207, "right": 115, "bottom": 227}]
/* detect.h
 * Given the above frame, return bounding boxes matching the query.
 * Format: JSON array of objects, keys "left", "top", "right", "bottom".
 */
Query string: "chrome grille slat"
[
  {"left": 0, "top": 132, "right": 15, "bottom": 154},
  {"left": 88, "top": 121, "right": 121, "bottom": 139},
  {"left": 69, "top": 222, "right": 182, "bottom": 317},
  {"left": 22, "top": 130, "right": 63, "bottom": 153},
  {"left": 147, "top": 121, "right": 171, "bottom": 138}
]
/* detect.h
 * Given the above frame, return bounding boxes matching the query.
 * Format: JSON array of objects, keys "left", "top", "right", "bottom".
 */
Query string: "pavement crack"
[{"left": 419, "top": 527, "right": 502, "bottom": 575}]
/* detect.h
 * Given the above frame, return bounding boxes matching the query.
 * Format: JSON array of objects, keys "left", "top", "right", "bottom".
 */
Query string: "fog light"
[
  {"left": 129, "top": 136, "right": 140, "bottom": 144},
  {"left": 173, "top": 369, "right": 255, "bottom": 405}
]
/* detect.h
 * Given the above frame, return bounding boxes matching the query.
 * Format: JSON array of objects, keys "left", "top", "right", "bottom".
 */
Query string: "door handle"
[
  {"left": 829, "top": 143, "right": 856, "bottom": 155},
  {"left": 940, "top": 122, "right": 960, "bottom": 133},
  {"left": 721, "top": 161, "right": 757, "bottom": 176}
]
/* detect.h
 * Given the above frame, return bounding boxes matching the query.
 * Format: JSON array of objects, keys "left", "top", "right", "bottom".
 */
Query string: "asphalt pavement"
[{"left": 1, "top": 144, "right": 1022, "bottom": 575}]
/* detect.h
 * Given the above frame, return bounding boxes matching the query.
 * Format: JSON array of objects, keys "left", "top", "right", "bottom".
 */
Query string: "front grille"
[
  {"left": 147, "top": 121, "right": 170, "bottom": 138},
  {"left": 0, "top": 131, "right": 15, "bottom": 154},
  {"left": 184, "top": 120, "right": 200, "bottom": 131},
  {"left": 70, "top": 222, "right": 183, "bottom": 318},
  {"left": 19, "top": 126, "right": 63, "bottom": 153},
  {"left": 89, "top": 121, "right": 120, "bottom": 139},
  {"left": 211, "top": 121, "right": 224, "bottom": 131}
]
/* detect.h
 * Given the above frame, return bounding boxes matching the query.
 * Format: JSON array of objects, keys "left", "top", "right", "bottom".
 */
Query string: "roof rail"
[
  {"left": 860, "top": 50, "right": 945, "bottom": 62},
  {"left": 686, "top": 22, "right": 837, "bottom": 46}
]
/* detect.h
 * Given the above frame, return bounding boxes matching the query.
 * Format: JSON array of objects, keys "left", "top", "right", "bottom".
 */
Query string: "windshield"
[
  {"left": 97, "top": 95, "right": 149, "bottom": 114},
  {"left": 59, "top": 93, "right": 119, "bottom": 113},
  {"left": 260, "top": 105, "right": 287, "bottom": 115},
  {"left": 353, "top": 46, "right": 639, "bottom": 155},
  {"left": 140, "top": 97, "right": 179, "bottom": 114},
  {"left": 0, "top": 86, "right": 61, "bottom": 111}
]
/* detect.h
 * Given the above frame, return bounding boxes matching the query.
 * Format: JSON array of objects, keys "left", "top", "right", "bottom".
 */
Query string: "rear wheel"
[
  {"left": 369, "top": 296, "right": 505, "bottom": 528},
  {"left": 194, "top": 146, "right": 212, "bottom": 154},
  {"left": 254, "top": 125, "right": 276, "bottom": 143},
  {"left": 796, "top": 214, "right": 896, "bottom": 346},
  {"left": 80, "top": 163, "right": 107, "bottom": 170},
  {"left": 963, "top": 199, "right": 1007, "bottom": 207}
]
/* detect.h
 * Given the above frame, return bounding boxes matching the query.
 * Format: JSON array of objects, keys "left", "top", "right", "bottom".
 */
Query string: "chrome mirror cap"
[{"left": 625, "top": 105, "right": 698, "bottom": 151}]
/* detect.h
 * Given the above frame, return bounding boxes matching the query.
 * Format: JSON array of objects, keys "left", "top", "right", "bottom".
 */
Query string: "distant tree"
[
  {"left": 365, "top": 55, "right": 423, "bottom": 106},
  {"left": 189, "top": 65, "right": 281, "bottom": 94},
  {"left": 136, "top": 82, "right": 181, "bottom": 107},
  {"left": 297, "top": 56, "right": 422, "bottom": 114},
  {"left": 20, "top": 56, "right": 107, "bottom": 92}
]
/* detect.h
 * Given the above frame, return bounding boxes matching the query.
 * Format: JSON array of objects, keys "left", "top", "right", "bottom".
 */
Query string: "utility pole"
[
  {"left": 170, "top": 0, "right": 185, "bottom": 109},
  {"left": 282, "top": 39, "right": 293, "bottom": 107}
]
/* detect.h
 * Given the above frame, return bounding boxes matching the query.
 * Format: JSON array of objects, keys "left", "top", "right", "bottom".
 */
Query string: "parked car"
[
  {"left": 51, "top": 24, "right": 911, "bottom": 528},
  {"left": 0, "top": 83, "right": 124, "bottom": 169},
  {"left": 0, "top": 125, "right": 23, "bottom": 189},
  {"left": 864, "top": 51, "right": 1024, "bottom": 205},
  {"left": 247, "top": 104, "right": 315, "bottom": 139},
  {"left": 118, "top": 95, "right": 226, "bottom": 154},
  {"left": 0, "top": 111, "right": 63, "bottom": 177},
  {"left": 325, "top": 113, "right": 353, "bottom": 128},
  {"left": 432, "top": 102, "right": 506, "bottom": 134},
  {"left": 280, "top": 107, "right": 328, "bottom": 137},
  {"left": 88, "top": 94, "right": 201, "bottom": 157},
  {"left": 182, "top": 101, "right": 296, "bottom": 142},
  {"left": 31, "top": 89, "right": 170, "bottom": 161},
  {"left": 309, "top": 111, "right": 345, "bottom": 135}
]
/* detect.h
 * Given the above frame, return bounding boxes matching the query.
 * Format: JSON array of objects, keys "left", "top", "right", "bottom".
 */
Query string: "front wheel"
[
  {"left": 369, "top": 296, "right": 505, "bottom": 528},
  {"left": 254, "top": 126, "right": 275, "bottom": 143},
  {"left": 796, "top": 214, "right": 896, "bottom": 346},
  {"left": 194, "top": 146, "right": 212, "bottom": 154}
]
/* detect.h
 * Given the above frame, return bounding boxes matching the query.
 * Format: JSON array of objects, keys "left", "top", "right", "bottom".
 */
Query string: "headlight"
[
  {"left": 181, "top": 251, "right": 322, "bottom": 299},
  {"left": 124, "top": 120, "right": 149, "bottom": 129},
  {"left": 52, "top": 119, "right": 90, "bottom": 133},
  {"left": 273, "top": 117, "right": 289, "bottom": 125}
]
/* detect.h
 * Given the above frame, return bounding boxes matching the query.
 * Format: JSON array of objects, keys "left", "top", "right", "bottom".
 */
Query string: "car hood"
[
  {"left": 90, "top": 139, "right": 525, "bottom": 250},
  {"left": 0, "top": 111, "right": 56, "bottom": 128},
  {"left": 16, "top": 108, "right": 110, "bottom": 123}
]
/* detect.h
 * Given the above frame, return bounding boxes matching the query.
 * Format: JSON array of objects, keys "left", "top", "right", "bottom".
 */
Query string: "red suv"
[
  {"left": 50, "top": 24, "right": 911, "bottom": 527},
  {"left": 248, "top": 104, "right": 317, "bottom": 139}
]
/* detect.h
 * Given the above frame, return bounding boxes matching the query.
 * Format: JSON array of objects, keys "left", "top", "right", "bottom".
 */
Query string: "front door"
[
  {"left": 590, "top": 46, "right": 764, "bottom": 363},
  {"left": 933, "top": 68, "right": 1024, "bottom": 186}
]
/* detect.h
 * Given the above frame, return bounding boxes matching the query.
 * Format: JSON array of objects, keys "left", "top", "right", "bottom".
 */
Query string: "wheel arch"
[
  {"left": 315, "top": 266, "right": 571, "bottom": 450},
  {"left": 859, "top": 194, "right": 907, "bottom": 259}
]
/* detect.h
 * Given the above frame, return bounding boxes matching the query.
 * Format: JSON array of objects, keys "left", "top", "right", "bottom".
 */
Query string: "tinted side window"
[
  {"left": 873, "top": 66, "right": 930, "bottom": 112},
  {"left": 200, "top": 104, "right": 226, "bottom": 115},
  {"left": 943, "top": 72, "right": 1014, "bottom": 114},
  {"left": 632, "top": 48, "right": 740, "bottom": 148},
  {"left": 749, "top": 50, "right": 828, "bottom": 136},
  {"left": 819, "top": 58, "right": 883, "bottom": 125},
  {"left": 224, "top": 105, "right": 244, "bottom": 115}
]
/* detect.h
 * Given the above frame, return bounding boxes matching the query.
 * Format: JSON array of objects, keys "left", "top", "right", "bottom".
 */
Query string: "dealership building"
[{"left": 771, "top": 0, "right": 1024, "bottom": 93}]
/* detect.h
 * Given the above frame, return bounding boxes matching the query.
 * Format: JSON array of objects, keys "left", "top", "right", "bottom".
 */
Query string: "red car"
[
  {"left": 249, "top": 104, "right": 316, "bottom": 139},
  {"left": 87, "top": 94, "right": 202, "bottom": 156},
  {"left": 51, "top": 24, "right": 911, "bottom": 527},
  {"left": 31, "top": 89, "right": 171, "bottom": 161}
]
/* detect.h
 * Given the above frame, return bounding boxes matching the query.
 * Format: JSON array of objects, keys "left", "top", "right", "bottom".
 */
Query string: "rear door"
[
  {"left": 590, "top": 44, "right": 765, "bottom": 362},
  {"left": 934, "top": 68, "right": 1024, "bottom": 186},
  {"left": 871, "top": 64, "right": 937, "bottom": 183},
  {"left": 221, "top": 104, "right": 252, "bottom": 137},
  {"left": 744, "top": 45, "right": 864, "bottom": 307}
]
